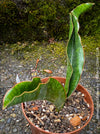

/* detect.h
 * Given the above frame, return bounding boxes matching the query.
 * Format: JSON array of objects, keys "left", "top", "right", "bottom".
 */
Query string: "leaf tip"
[{"left": 87, "top": 2, "right": 95, "bottom": 5}]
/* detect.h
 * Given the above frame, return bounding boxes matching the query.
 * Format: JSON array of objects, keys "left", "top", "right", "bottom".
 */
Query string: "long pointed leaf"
[
  {"left": 3, "top": 78, "right": 66, "bottom": 110},
  {"left": 65, "top": 3, "right": 94, "bottom": 97}
]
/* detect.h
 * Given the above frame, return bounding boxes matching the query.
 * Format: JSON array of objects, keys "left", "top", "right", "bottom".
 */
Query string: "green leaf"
[
  {"left": 72, "top": 3, "right": 95, "bottom": 19},
  {"left": 3, "top": 77, "right": 41, "bottom": 109},
  {"left": 65, "top": 3, "right": 94, "bottom": 97},
  {"left": 3, "top": 78, "right": 66, "bottom": 110}
]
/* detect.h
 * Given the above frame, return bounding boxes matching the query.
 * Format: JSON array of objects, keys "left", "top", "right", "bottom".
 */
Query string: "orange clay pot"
[{"left": 21, "top": 77, "right": 94, "bottom": 134}]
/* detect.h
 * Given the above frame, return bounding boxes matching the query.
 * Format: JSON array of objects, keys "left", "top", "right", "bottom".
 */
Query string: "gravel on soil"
[{"left": 24, "top": 90, "right": 91, "bottom": 133}]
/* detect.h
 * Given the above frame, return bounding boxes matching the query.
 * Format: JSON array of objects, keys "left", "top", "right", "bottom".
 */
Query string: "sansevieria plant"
[{"left": 3, "top": 3, "right": 94, "bottom": 111}]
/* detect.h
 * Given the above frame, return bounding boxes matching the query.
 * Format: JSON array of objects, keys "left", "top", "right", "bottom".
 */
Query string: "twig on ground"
[{"left": 26, "top": 111, "right": 44, "bottom": 125}]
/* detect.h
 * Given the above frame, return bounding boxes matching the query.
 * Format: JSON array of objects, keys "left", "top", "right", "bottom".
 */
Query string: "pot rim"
[{"left": 21, "top": 76, "right": 94, "bottom": 134}]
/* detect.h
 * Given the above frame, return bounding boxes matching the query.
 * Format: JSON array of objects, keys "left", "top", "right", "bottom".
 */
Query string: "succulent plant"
[{"left": 3, "top": 3, "right": 94, "bottom": 110}]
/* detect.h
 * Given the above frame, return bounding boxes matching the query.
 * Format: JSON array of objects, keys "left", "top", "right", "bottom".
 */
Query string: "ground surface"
[{"left": 0, "top": 44, "right": 100, "bottom": 134}]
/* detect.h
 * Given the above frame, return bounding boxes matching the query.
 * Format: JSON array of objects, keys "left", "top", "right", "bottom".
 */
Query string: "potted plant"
[{"left": 3, "top": 3, "right": 94, "bottom": 134}]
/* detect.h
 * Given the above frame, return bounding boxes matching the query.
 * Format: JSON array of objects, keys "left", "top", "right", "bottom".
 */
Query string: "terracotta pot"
[{"left": 21, "top": 77, "right": 94, "bottom": 134}]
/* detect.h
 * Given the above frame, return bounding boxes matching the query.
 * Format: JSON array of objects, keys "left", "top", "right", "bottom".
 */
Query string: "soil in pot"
[{"left": 24, "top": 90, "right": 91, "bottom": 133}]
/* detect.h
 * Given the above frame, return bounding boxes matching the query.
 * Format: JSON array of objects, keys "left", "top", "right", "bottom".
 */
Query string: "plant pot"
[{"left": 21, "top": 77, "right": 94, "bottom": 134}]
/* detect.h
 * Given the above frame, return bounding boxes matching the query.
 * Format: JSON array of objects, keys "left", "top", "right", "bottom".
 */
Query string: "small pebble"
[
  {"left": 16, "top": 120, "right": 20, "bottom": 123},
  {"left": 66, "top": 114, "right": 69, "bottom": 117},
  {"left": 45, "top": 130, "right": 49, "bottom": 132},
  {"left": 79, "top": 116, "right": 83, "bottom": 119},
  {"left": 70, "top": 114, "right": 74, "bottom": 117},
  {"left": 36, "top": 125, "right": 39, "bottom": 128},
  {"left": 87, "top": 103, "right": 90, "bottom": 107},
  {"left": 74, "top": 108, "right": 78, "bottom": 113},
  {"left": 10, "top": 113, "right": 16, "bottom": 118},
  {"left": 49, "top": 105, "right": 54, "bottom": 112},
  {"left": 68, "top": 117, "right": 72, "bottom": 120},
  {"left": 7, "top": 118, "right": 11, "bottom": 124},
  {"left": 76, "top": 99, "right": 80, "bottom": 103},
  {"left": 42, "top": 109, "right": 46, "bottom": 112},
  {"left": 54, "top": 119, "right": 61, "bottom": 123},
  {"left": 82, "top": 93, "right": 85, "bottom": 97},
  {"left": 46, "top": 110, "right": 50, "bottom": 113},
  {"left": 64, "top": 106, "right": 66, "bottom": 108},
  {"left": 78, "top": 126, "right": 80, "bottom": 129},
  {"left": 77, "top": 92, "right": 81, "bottom": 95},
  {"left": 87, "top": 116, "right": 90, "bottom": 120},
  {"left": 31, "top": 111, "right": 34, "bottom": 114},
  {"left": 13, "top": 128, "right": 17, "bottom": 133}
]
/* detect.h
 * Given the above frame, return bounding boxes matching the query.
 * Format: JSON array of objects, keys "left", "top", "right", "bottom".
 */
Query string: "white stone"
[
  {"left": 82, "top": 93, "right": 85, "bottom": 97},
  {"left": 78, "top": 126, "right": 80, "bottom": 129},
  {"left": 42, "top": 109, "right": 46, "bottom": 112},
  {"left": 87, "top": 116, "right": 90, "bottom": 120},
  {"left": 79, "top": 116, "right": 83, "bottom": 119},
  {"left": 31, "top": 111, "right": 34, "bottom": 114},
  {"left": 45, "top": 130, "right": 49, "bottom": 132},
  {"left": 66, "top": 114, "right": 69, "bottom": 117},
  {"left": 68, "top": 117, "right": 72, "bottom": 120},
  {"left": 87, "top": 103, "right": 90, "bottom": 107},
  {"left": 36, "top": 125, "right": 39, "bottom": 128}
]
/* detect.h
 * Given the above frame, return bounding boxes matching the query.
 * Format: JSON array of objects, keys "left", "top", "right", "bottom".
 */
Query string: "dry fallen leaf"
[
  {"left": 32, "top": 107, "right": 38, "bottom": 111},
  {"left": 43, "top": 69, "right": 52, "bottom": 74},
  {"left": 31, "top": 103, "right": 34, "bottom": 106},
  {"left": 70, "top": 115, "right": 81, "bottom": 127},
  {"left": 82, "top": 116, "right": 87, "bottom": 121},
  {"left": 36, "top": 59, "right": 39, "bottom": 64},
  {"left": 35, "top": 59, "right": 39, "bottom": 69}
]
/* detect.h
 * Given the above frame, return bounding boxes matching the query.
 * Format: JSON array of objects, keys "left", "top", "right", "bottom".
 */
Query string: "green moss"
[
  {"left": 3, "top": 35, "right": 99, "bottom": 66},
  {"left": 82, "top": 35, "right": 100, "bottom": 55}
]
